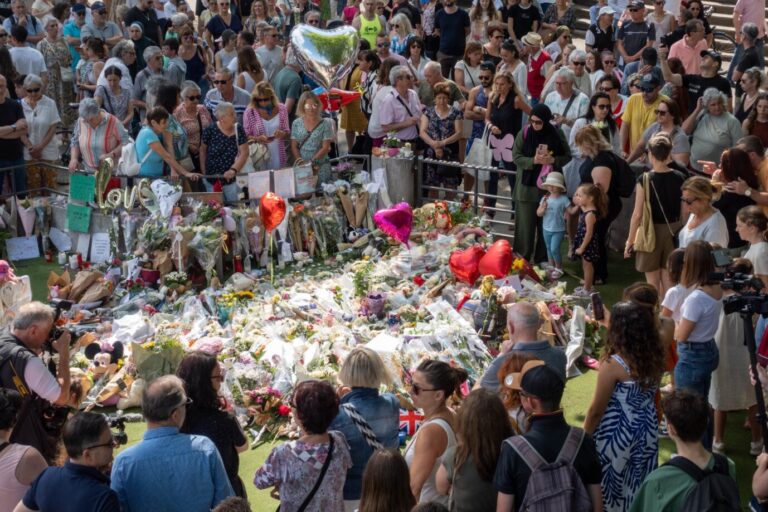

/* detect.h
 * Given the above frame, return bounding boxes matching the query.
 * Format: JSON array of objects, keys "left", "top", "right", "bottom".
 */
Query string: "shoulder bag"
[
  {"left": 465, "top": 124, "right": 492, "bottom": 181},
  {"left": 276, "top": 434, "right": 335, "bottom": 512},
  {"left": 233, "top": 122, "right": 257, "bottom": 174},
  {"left": 633, "top": 172, "right": 656, "bottom": 253}
]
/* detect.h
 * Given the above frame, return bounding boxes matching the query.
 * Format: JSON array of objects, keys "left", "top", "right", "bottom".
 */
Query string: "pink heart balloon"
[{"left": 373, "top": 202, "right": 413, "bottom": 246}]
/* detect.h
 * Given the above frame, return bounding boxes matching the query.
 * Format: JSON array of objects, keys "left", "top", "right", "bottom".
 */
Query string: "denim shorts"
[{"left": 674, "top": 339, "right": 719, "bottom": 398}]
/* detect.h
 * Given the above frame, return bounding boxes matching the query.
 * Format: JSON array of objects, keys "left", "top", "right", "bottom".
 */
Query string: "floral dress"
[
  {"left": 253, "top": 431, "right": 352, "bottom": 512},
  {"left": 423, "top": 105, "right": 463, "bottom": 187},
  {"left": 593, "top": 355, "right": 658, "bottom": 512},
  {"left": 291, "top": 117, "right": 334, "bottom": 185},
  {"left": 37, "top": 37, "right": 75, "bottom": 127},
  {"left": 572, "top": 209, "right": 600, "bottom": 263}
]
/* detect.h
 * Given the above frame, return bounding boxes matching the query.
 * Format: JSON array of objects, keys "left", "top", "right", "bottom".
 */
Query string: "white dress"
[
  {"left": 709, "top": 293, "right": 756, "bottom": 410},
  {"left": 403, "top": 417, "right": 456, "bottom": 506}
]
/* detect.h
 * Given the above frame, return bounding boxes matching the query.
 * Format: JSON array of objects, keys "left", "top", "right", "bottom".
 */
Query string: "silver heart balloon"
[{"left": 290, "top": 24, "right": 360, "bottom": 92}]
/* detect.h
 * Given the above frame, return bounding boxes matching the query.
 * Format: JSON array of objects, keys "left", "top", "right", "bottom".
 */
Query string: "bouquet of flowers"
[
  {"left": 243, "top": 386, "right": 292, "bottom": 445},
  {"left": 188, "top": 222, "right": 226, "bottom": 281},
  {"left": 131, "top": 336, "right": 185, "bottom": 380},
  {"left": 136, "top": 216, "right": 171, "bottom": 255},
  {"left": 193, "top": 200, "right": 223, "bottom": 226}
]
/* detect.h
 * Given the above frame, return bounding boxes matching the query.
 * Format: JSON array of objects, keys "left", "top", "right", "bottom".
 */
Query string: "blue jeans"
[
  {"left": 675, "top": 339, "right": 719, "bottom": 448},
  {"left": 543, "top": 229, "right": 565, "bottom": 265},
  {"left": 204, "top": 179, "right": 239, "bottom": 203},
  {"left": 0, "top": 157, "right": 28, "bottom": 197}
]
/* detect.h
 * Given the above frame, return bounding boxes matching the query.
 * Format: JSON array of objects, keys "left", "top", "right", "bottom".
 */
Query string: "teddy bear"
[{"left": 84, "top": 341, "right": 124, "bottom": 406}]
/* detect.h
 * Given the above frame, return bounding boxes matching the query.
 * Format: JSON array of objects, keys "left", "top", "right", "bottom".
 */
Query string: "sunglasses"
[
  {"left": 411, "top": 382, "right": 437, "bottom": 395},
  {"left": 257, "top": 97, "right": 271, "bottom": 102},
  {"left": 599, "top": 86, "right": 613, "bottom": 92},
  {"left": 187, "top": 94, "right": 201, "bottom": 100},
  {"left": 308, "top": 19, "right": 319, "bottom": 24},
  {"left": 595, "top": 104, "right": 610, "bottom": 110},
  {"left": 479, "top": 76, "right": 492, "bottom": 81},
  {"left": 603, "top": 60, "right": 615, "bottom": 65},
  {"left": 681, "top": 197, "right": 698, "bottom": 205},
  {"left": 377, "top": 43, "right": 388, "bottom": 47},
  {"left": 94, "top": 9, "right": 106, "bottom": 14},
  {"left": 572, "top": 61, "right": 586, "bottom": 66},
  {"left": 213, "top": 80, "right": 229, "bottom": 84},
  {"left": 26, "top": 88, "right": 40, "bottom": 93},
  {"left": 628, "top": 8, "right": 639, "bottom": 12},
  {"left": 0, "top": 33, "right": 7, "bottom": 37},
  {"left": 654, "top": 109, "right": 669, "bottom": 115}
]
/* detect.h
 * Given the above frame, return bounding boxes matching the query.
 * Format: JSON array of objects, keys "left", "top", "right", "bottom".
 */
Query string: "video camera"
[
  {"left": 104, "top": 413, "right": 128, "bottom": 446},
  {"left": 709, "top": 249, "right": 766, "bottom": 294}
]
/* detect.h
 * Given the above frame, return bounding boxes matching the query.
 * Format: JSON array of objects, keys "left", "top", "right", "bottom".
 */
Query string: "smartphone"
[
  {"left": 538, "top": 144, "right": 548, "bottom": 153},
  {"left": 590, "top": 292, "right": 605, "bottom": 321}
]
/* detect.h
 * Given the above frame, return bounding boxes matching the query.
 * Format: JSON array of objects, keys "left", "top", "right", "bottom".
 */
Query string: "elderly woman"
[
  {"left": 626, "top": 97, "right": 690, "bottom": 168},
  {"left": 97, "top": 40, "right": 136, "bottom": 92},
  {"left": 244, "top": 81, "right": 289, "bottom": 170},
  {"left": 684, "top": 88, "right": 743, "bottom": 173},
  {"left": 420, "top": 81, "right": 464, "bottom": 198},
  {"left": 512, "top": 104, "right": 570, "bottom": 263},
  {"left": 625, "top": 133, "right": 686, "bottom": 293},
  {"left": 329, "top": 347, "right": 400, "bottom": 510},
  {"left": 291, "top": 91, "right": 334, "bottom": 186},
  {"left": 678, "top": 176, "right": 729, "bottom": 249},
  {"left": 174, "top": 82, "right": 213, "bottom": 174},
  {"left": 200, "top": 101, "right": 249, "bottom": 202},
  {"left": 21, "top": 75, "right": 60, "bottom": 195},
  {"left": 254, "top": 380, "right": 352, "bottom": 511},
  {"left": 68, "top": 98, "right": 131, "bottom": 173},
  {"left": 37, "top": 16, "right": 73, "bottom": 126},
  {"left": 136, "top": 106, "right": 198, "bottom": 180},
  {"left": 95, "top": 66, "right": 135, "bottom": 129}
]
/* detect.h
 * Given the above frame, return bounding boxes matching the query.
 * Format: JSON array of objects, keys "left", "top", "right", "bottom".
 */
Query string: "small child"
[
  {"left": 536, "top": 172, "right": 570, "bottom": 277},
  {"left": 570, "top": 183, "right": 606, "bottom": 295}
]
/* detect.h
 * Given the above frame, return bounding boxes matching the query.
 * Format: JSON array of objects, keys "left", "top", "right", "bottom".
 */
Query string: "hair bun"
[{"left": 452, "top": 367, "right": 469, "bottom": 392}]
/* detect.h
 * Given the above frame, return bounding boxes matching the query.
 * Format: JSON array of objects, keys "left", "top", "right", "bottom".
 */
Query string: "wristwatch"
[
  {"left": 10, "top": 123, "right": 16, "bottom": 132},
  {"left": 746, "top": 188, "right": 753, "bottom": 198}
]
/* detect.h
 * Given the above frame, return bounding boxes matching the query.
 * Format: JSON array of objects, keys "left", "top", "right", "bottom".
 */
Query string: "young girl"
[
  {"left": 536, "top": 172, "right": 570, "bottom": 277},
  {"left": 570, "top": 183, "right": 606, "bottom": 295},
  {"left": 660, "top": 248, "right": 686, "bottom": 393},
  {"left": 214, "top": 29, "right": 238, "bottom": 71}
]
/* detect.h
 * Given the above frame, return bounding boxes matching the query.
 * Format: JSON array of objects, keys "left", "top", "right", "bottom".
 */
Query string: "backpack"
[
  {"left": 117, "top": 138, "right": 152, "bottom": 177},
  {"left": 506, "top": 427, "right": 593, "bottom": 512},
  {"left": 664, "top": 453, "right": 741, "bottom": 512},
  {"left": 610, "top": 152, "right": 637, "bottom": 198}
]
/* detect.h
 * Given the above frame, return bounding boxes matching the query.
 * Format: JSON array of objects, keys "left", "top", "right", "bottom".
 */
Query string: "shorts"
[{"left": 635, "top": 223, "right": 676, "bottom": 273}]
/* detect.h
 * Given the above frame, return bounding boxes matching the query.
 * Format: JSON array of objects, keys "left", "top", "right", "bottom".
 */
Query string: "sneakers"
[
  {"left": 712, "top": 441, "right": 725, "bottom": 454},
  {"left": 572, "top": 286, "right": 592, "bottom": 298},
  {"left": 751, "top": 440, "right": 763, "bottom": 456},
  {"left": 548, "top": 268, "right": 564, "bottom": 280}
]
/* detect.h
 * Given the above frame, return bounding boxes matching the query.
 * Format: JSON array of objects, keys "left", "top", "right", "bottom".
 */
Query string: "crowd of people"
[{"left": 0, "top": 0, "right": 766, "bottom": 510}]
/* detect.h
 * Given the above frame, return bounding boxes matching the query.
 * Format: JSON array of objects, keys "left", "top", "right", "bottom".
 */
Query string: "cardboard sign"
[
  {"left": 67, "top": 204, "right": 91, "bottom": 233},
  {"left": 6, "top": 236, "right": 40, "bottom": 260},
  {"left": 69, "top": 174, "right": 96, "bottom": 203},
  {"left": 247, "top": 172, "right": 270, "bottom": 200},
  {"left": 76, "top": 233, "right": 91, "bottom": 257}
]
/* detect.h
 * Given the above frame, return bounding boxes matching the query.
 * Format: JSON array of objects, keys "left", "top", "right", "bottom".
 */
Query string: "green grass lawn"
[{"left": 21, "top": 251, "right": 757, "bottom": 509}]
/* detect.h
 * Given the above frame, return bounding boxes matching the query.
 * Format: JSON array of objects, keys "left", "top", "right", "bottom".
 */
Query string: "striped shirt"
[{"left": 204, "top": 86, "right": 251, "bottom": 125}]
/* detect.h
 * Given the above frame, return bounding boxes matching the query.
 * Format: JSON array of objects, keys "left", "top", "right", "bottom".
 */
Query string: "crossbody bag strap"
[
  {"left": 648, "top": 173, "right": 674, "bottom": 237},
  {"left": 298, "top": 121, "right": 322, "bottom": 152},
  {"left": 464, "top": 62, "right": 476, "bottom": 87},
  {"left": 340, "top": 403, "right": 383, "bottom": 449},
  {"left": 296, "top": 434, "right": 335, "bottom": 512},
  {"left": 396, "top": 93, "right": 414, "bottom": 117},
  {"left": 99, "top": 86, "right": 116, "bottom": 115},
  {"left": 561, "top": 93, "right": 577, "bottom": 120}
]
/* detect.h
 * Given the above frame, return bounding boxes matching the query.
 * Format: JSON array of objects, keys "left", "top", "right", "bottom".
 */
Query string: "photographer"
[{"left": 0, "top": 302, "right": 72, "bottom": 463}]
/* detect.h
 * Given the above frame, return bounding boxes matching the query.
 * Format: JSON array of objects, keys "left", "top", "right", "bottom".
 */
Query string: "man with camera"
[{"left": 0, "top": 302, "right": 72, "bottom": 462}]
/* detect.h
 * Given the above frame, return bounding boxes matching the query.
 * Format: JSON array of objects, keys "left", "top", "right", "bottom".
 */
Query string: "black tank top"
[{"left": 184, "top": 48, "right": 206, "bottom": 82}]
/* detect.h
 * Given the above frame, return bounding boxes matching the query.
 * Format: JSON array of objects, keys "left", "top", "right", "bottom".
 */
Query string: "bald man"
[{"left": 478, "top": 302, "right": 567, "bottom": 391}]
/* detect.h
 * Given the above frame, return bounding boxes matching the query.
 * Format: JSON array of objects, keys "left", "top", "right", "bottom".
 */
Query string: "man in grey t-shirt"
[
  {"left": 256, "top": 27, "right": 284, "bottom": 84},
  {"left": 478, "top": 302, "right": 566, "bottom": 392}
]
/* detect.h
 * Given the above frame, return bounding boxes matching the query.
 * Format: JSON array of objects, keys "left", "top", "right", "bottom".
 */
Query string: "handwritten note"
[
  {"left": 48, "top": 227, "right": 72, "bottom": 252},
  {"left": 89, "top": 232, "right": 111, "bottom": 263},
  {"left": 67, "top": 204, "right": 91, "bottom": 233},
  {"left": 69, "top": 174, "right": 96, "bottom": 203},
  {"left": 6, "top": 236, "right": 39, "bottom": 260}
]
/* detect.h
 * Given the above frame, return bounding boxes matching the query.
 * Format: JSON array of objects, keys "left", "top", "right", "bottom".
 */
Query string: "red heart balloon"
[
  {"left": 260, "top": 192, "right": 286, "bottom": 233},
  {"left": 449, "top": 246, "right": 486, "bottom": 285},
  {"left": 478, "top": 239, "right": 512, "bottom": 278}
]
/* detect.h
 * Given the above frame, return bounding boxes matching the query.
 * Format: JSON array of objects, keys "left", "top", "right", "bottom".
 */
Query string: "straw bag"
[{"left": 634, "top": 173, "right": 655, "bottom": 253}]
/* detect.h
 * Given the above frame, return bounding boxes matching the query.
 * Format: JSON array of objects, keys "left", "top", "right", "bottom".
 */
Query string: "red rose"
[
  {"left": 277, "top": 404, "right": 291, "bottom": 417},
  {"left": 413, "top": 275, "right": 425, "bottom": 286}
]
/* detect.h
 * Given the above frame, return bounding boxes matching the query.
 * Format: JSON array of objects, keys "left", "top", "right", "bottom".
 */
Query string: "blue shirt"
[
  {"left": 329, "top": 387, "right": 400, "bottom": 500},
  {"left": 110, "top": 426, "right": 234, "bottom": 512},
  {"left": 62, "top": 21, "right": 82, "bottom": 70},
  {"left": 136, "top": 126, "right": 165, "bottom": 177},
  {"left": 23, "top": 461, "right": 120, "bottom": 512},
  {"left": 540, "top": 194, "right": 570, "bottom": 232}
]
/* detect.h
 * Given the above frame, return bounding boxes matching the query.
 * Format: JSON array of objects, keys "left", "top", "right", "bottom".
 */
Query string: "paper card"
[
  {"left": 48, "top": 227, "right": 72, "bottom": 252},
  {"left": 69, "top": 174, "right": 96, "bottom": 203},
  {"left": 66, "top": 204, "right": 91, "bottom": 233},
  {"left": 89, "top": 232, "right": 111, "bottom": 263},
  {"left": 273, "top": 168, "right": 295, "bottom": 199},
  {"left": 6, "top": 236, "right": 39, "bottom": 260},
  {"left": 125, "top": 257, "right": 140, "bottom": 279},
  {"left": 247, "top": 172, "right": 270, "bottom": 200},
  {"left": 76, "top": 233, "right": 91, "bottom": 257}
]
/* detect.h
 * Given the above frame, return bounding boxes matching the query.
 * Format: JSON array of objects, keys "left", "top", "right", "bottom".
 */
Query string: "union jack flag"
[{"left": 399, "top": 409, "right": 424, "bottom": 436}]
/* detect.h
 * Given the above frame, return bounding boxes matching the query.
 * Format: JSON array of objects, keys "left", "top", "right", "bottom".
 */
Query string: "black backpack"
[
  {"left": 665, "top": 454, "right": 741, "bottom": 512},
  {"left": 609, "top": 152, "right": 637, "bottom": 198}
]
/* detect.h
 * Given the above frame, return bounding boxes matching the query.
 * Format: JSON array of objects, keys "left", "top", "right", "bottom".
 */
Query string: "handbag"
[
  {"left": 276, "top": 434, "right": 335, "bottom": 512},
  {"left": 634, "top": 172, "right": 656, "bottom": 253},
  {"left": 465, "top": 124, "right": 492, "bottom": 181}
]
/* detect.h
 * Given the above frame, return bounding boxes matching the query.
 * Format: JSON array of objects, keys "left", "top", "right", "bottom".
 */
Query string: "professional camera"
[
  {"left": 104, "top": 413, "right": 128, "bottom": 446},
  {"left": 708, "top": 249, "right": 765, "bottom": 293},
  {"left": 43, "top": 299, "right": 76, "bottom": 353}
]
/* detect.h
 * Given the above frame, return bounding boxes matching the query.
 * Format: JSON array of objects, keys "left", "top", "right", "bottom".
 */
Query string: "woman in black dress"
[{"left": 177, "top": 352, "right": 248, "bottom": 498}]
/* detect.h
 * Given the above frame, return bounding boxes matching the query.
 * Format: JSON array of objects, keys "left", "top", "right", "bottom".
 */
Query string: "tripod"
[{"left": 739, "top": 305, "right": 768, "bottom": 452}]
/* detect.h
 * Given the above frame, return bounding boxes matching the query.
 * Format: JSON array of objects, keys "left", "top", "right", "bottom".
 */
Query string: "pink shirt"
[
  {"left": 379, "top": 89, "right": 422, "bottom": 140},
  {"left": 668, "top": 37, "right": 709, "bottom": 74},
  {"left": 734, "top": 0, "right": 766, "bottom": 38}
]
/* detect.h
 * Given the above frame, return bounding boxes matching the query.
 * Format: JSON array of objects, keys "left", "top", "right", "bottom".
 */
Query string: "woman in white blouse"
[{"left": 678, "top": 176, "right": 729, "bottom": 249}]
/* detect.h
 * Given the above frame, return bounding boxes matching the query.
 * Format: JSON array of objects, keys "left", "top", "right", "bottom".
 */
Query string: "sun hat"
[{"left": 539, "top": 172, "right": 566, "bottom": 191}]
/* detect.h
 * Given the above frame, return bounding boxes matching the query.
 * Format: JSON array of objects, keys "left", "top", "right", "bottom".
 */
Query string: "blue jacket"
[{"left": 329, "top": 387, "right": 400, "bottom": 500}]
